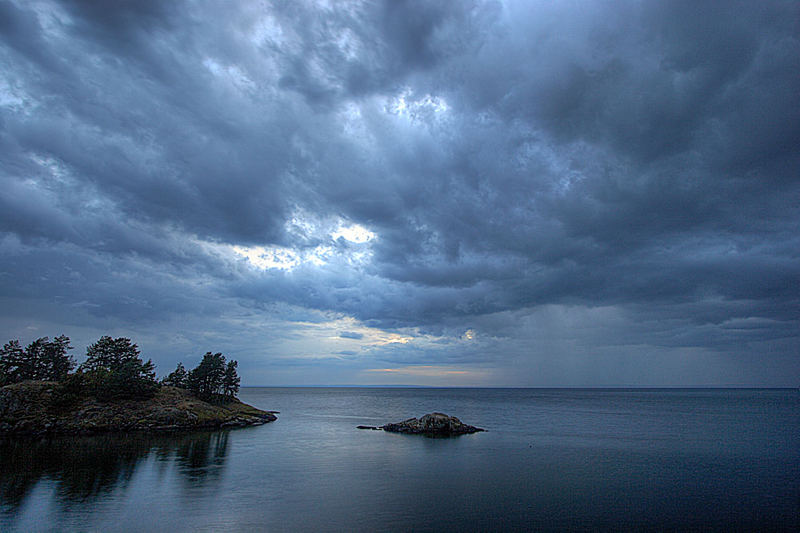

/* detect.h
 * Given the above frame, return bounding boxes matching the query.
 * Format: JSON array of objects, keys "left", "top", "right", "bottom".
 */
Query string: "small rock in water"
[{"left": 379, "top": 412, "right": 484, "bottom": 435}]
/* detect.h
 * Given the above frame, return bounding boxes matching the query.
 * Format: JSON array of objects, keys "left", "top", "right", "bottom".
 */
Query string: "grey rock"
[{"left": 369, "top": 412, "right": 485, "bottom": 435}]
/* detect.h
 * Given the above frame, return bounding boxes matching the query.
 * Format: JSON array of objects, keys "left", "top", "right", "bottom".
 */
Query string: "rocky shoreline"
[{"left": 0, "top": 381, "right": 276, "bottom": 435}]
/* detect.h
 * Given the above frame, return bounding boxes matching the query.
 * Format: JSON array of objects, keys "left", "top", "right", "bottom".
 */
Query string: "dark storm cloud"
[
  {"left": 0, "top": 0, "right": 797, "bottom": 384},
  {"left": 268, "top": 0, "right": 494, "bottom": 105},
  {"left": 0, "top": 1, "right": 54, "bottom": 68}
]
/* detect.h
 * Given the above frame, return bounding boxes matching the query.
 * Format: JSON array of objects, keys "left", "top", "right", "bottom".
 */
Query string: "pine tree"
[
  {"left": 187, "top": 352, "right": 226, "bottom": 400},
  {"left": 0, "top": 340, "right": 25, "bottom": 385},
  {"left": 81, "top": 336, "right": 141, "bottom": 372},
  {"left": 41, "top": 335, "right": 75, "bottom": 381},
  {"left": 80, "top": 336, "right": 158, "bottom": 400},
  {"left": 0, "top": 336, "right": 75, "bottom": 384},
  {"left": 223, "top": 360, "right": 240, "bottom": 398},
  {"left": 163, "top": 362, "right": 188, "bottom": 388},
  {"left": 22, "top": 338, "right": 48, "bottom": 380}
]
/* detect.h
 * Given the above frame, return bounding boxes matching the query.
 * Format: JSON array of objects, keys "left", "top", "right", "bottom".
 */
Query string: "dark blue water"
[{"left": 1, "top": 388, "right": 798, "bottom": 531}]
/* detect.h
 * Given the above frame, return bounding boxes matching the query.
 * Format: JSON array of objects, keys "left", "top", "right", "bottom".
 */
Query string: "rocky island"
[
  {"left": 358, "top": 412, "right": 485, "bottom": 435},
  {"left": 0, "top": 381, "right": 276, "bottom": 435},
  {"left": 0, "top": 335, "right": 277, "bottom": 436}
]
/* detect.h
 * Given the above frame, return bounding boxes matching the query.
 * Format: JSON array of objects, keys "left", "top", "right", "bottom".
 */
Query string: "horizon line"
[{"left": 240, "top": 385, "right": 799, "bottom": 390}]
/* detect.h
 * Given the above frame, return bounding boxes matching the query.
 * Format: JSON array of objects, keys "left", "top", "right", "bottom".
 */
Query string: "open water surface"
[{"left": 1, "top": 388, "right": 798, "bottom": 531}]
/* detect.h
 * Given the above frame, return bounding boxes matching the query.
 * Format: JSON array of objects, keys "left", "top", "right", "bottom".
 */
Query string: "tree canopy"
[
  {"left": 223, "top": 360, "right": 240, "bottom": 398},
  {"left": 1, "top": 333, "right": 241, "bottom": 403},
  {"left": 186, "top": 352, "right": 240, "bottom": 401},
  {"left": 78, "top": 336, "right": 157, "bottom": 400},
  {"left": 0, "top": 336, "right": 75, "bottom": 385},
  {"left": 162, "top": 362, "right": 188, "bottom": 388},
  {"left": 81, "top": 336, "right": 143, "bottom": 372}
]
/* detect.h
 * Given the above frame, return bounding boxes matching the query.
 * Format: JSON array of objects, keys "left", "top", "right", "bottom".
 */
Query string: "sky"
[{"left": 0, "top": 0, "right": 798, "bottom": 387}]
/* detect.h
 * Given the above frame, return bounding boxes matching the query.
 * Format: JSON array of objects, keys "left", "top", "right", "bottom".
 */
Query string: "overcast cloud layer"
[{"left": 1, "top": 0, "right": 798, "bottom": 386}]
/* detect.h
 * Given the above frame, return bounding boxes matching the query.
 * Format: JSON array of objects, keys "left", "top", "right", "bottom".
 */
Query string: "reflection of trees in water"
[
  {"left": 175, "top": 431, "right": 229, "bottom": 484},
  {"left": 0, "top": 430, "right": 231, "bottom": 514}
]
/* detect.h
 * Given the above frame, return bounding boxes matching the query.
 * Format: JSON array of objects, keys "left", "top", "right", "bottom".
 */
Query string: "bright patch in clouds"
[
  {"left": 0, "top": 79, "right": 26, "bottom": 110},
  {"left": 231, "top": 245, "right": 300, "bottom": 271},
  {"left": 387, "top": 88, "right": 449, "bottom": 121},
  {"left": 331, "top": 223, "right": 375, "bottom": 243},
  {"left": 263, "top": 315, "right": 421, "bottom": 365},
  {"left": 202, "top": 58, "right": 255, "bottom": 92},
  {"left": 232, "top": 215, "right": 376, "bottom": 271},
  {"left": 363, "top": 366, "right": 490, "bottom": 385},
  {"left": 366, "top": 366, "right": 469, "bottom": 375},
  {"left": 312, "top": 317, "right": 414, "bottom": 348}
]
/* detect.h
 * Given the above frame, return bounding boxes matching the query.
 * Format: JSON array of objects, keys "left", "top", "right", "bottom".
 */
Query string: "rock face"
[
  {"left": 374, "top": 412, "right": 484, "bottom": 435},
  {"left": 0, "top": 381, "right": 277, "bottom": 435}
]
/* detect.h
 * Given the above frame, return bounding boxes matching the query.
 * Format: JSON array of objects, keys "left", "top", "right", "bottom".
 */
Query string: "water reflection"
[{"left": 0, "top": 430, "right": 231, "bottom": 514}]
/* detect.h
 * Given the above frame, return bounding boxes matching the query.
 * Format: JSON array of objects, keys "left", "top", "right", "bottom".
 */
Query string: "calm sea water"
[{"left": 1, "top": 388, "right": 797, "bottom": 531}]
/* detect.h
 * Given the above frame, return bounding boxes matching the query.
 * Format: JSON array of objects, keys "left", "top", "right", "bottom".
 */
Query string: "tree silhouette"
[
  {"left": 0, "top": 336, "right": 75, "bottom": 385},
  {"left": 1, "top": 333, "right": 245, "bottom": 405},
  {"left": 81, "top": 336, "right": 141, "bottom": 372},
  {"left": 223, "top": 360, "right": 240, "bottom": 398},
  {"left": 187, "top": 352, "right": 225, "bottom": 399},
  {"left": 0, "top": 340, "right": 25, "bottom": 385},
  {"left": 79, "top": 336, "right": 157, "bottom": 400},
  {"left": 186, "top": 352, "right": 240, "bottom": 401},
  {"left": 163, "top": 362, "right": 188, "bottom": 388}
]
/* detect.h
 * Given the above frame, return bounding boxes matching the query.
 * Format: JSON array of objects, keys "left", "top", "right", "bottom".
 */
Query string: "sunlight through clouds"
[
  {"left": 331, "top": 223, "right": 375, "bottom": 243},
  {"left": 231, "top": 213, "right": 376, "bottom": 271},
  {"left": 361, "top": 365, "right": 491, "bottom": 386},
  {"left": 231, "top": 245, "right": 300, "bottom": 271},
  {"left": 365, "top": 366, "right": 471, "bottom": 376},
  {"left": 386, "top": 88, "right": 450, "bottom": 123}
]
